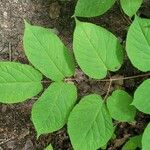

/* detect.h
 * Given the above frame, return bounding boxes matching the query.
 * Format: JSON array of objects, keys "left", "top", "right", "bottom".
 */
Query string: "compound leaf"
[
  {"left": 132, "top": 79, "right": 150, "bottom": 114},
  {"left": 0, "top": 62, "right": 42, "bottom": 104},
  {"left": 120, "top": 0, "right": 143, "bottom": 17},
  {"left": 68, "top": 94, "right": 114, "bottom": 150},
  {"left": 32, "top": 82, "right": 77, "bottom": 137},
  {"left": 107, "top": 90, "right": 136, "bottom": 122},
  {"left": 126, "top": 16, "right": 150, "bottom": 71},
  {"left": 122, "top": 135, "right": 142, "bottom": 150},
  {"left": 73, "top": 20, "right": 123, "bottom": 79},
  {"left": 142, "top": 123, "right": 150, "bottom": 150},
  {"left": 24, "top": 21, "right": 75, "bottom": 81},
  {"left": 75, "top": 0, "right": 116, "bottom": 17}
]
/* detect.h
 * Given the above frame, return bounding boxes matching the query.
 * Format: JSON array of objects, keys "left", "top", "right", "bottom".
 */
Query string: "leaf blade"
[
  {"left": 122, "top": 135, "right": 142, "bottom": 150},
  {"left": 75, "top": 0, "right": 116, "bottom": 17},
  {"left": 73, "top": 21, "right": 123, "bottom": 79},
  {"left": 132, "top": 79, "right": 150, "bottom": 114},
  {"left": 44, "top": 144, "right": 53, "bottom": 150},
  {"left": 68, "top": 94, "right": 114, "bottom": 150},
  {"left": 24, "top": 22, "right": 75, "bottom": 81},
  {"left": 0, "top": 62, "right": 42, "bottom": 103},
  {"left": 142, "top": 123, "right": 150, "bottom": 150},
  {"left": 126, "top": 16, "right": 150, "bottom": 71},
  {"left": 107, "top": 90, "right": 136, "bottom": 122},
  {"left": 120, "top": 0, "right": 143, "bottom": 17},
  {"left": 32, "top": 82, "right": 77, "bottom": 136}
]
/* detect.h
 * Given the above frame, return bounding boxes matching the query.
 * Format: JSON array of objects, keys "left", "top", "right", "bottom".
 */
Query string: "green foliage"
[
  {"left": 24, "top": 21, "right": 75, "bottom": 81},
  {"left": 68, "top": 94, "right": 114, "bottom": 150},
  {"left": 107, "top": 90, "right": 136, "bottom": 122},
  {"left": 122, "top": 135, "right": 142, "bottom": 150},
  {"left": 142, "top": 123, "right": 150, "bottom": 150},
  {"left": 75, "top": 0, "right": 116, "bottom": 17},
  {"left": 120, "top": 0, "right": 143, "bottom": 17},
  {"left": 32, "top": 82, "right": 77, "bottom": 137},
  {"left": 0, "top": 0, "right": 150, "bottom": 149},
  {"left": 73, "top": 20, "right": 123, "bottom": 79},
  {"left": 126, "top": 16, "right": 150, "bottom": 72},
  {"left": 44, "top": 144, "right": 53, "bottom": 150},
  {"left": 0, "top": 62, "right": 42, "bottom": 103},
  {"left": 132, "top": 79, "right": 150, "bottom": 114},
  {"left": 75, "top": 0, "right": 143, "bottom": 18}
]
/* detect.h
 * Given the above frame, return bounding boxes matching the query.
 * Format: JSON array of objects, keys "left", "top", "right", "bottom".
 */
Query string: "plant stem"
[
  {"left": 100, "top": 73, "right": 150, "bottom": 82},
  {"left": 41, "top": 73, "right": 150, "bottom": 83},
  {"left": 104, "top": 78, "right": 112, "bottom": 100},
  {"left": 41, "top": 80, "right": 51, "bottom": 83},
  {"left": 9, "top": 42, "right": 12, "bottom": 61},
  {"left": 117, "top": 0, "right": 132, "bottom": 25}
]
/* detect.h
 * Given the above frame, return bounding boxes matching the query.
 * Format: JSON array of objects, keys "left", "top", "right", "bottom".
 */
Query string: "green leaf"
[
  {"left": 0, "top": 62, "right": 42, "bottom": 104},
  {"left": 68, "top": 94, "right": 114, "bottom": 150},
  {"left": 44, "top": 144, "right": 53, "bottom": 150},
  {"left": 32, "top": 82, "right": 77, "bottom": 137},
  {"left": 75, "top": 0, "right": 116, "bottom": 17},
  {"left": 73, "top": 20, "right": 123, "bottom": 79},
  {"left": 120, "top": 0, "right": 143, "bottom": 17},
  {"left": 132, "top": 79, "right": 150, "bottom": 114},
  {"left": 23, "top": 21, "right": 75, "bottom": 81},
  {"left": 107, "top": 90, "right": 136, "bottom": 122},
  {"left": 126, "top": 16, "right": 150, "bottom": 71},
  {"left": 142, "top": 123, "right": 150, "bottom": 150},
  {"left": 122, "top": 135, "right": 142, "bottom": 150}
]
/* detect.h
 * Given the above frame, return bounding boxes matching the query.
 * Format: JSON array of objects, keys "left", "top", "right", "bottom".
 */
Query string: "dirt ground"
[{"left": 0, "top": 0, "right": 150, "bottom": 150}]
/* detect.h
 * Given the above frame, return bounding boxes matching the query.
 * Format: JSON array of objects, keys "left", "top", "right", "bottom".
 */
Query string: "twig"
[
  {"left": 9, "top": 42, "right": 12, "bottom": 61},
  {"left": 40, "top": 73, "right": 150, "bottom": 84},
  {"left": 117, "top": 0, "right": 132, "bottom": 25},
  {"left": 100, "top": 73, "right": 150, "bottom": 82},
  {"left": 64, "top": 78, "right": 76, "bottom": 82},
  {"left": 31, "top": 97, "right": 38, "bottom": 100},
  {"left": 104, "top": 72, "right": 112, "bottom": 100},
  {"left": 104, "top": 79, "right": 112, "bottom": 100},
  {"left": 41, "top": 80, "right": 51, "bottom": 83}
]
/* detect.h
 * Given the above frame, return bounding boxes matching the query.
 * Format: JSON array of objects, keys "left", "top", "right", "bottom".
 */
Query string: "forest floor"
[{"left": 0, "top": 0, "right": 150, "bottom": 150}]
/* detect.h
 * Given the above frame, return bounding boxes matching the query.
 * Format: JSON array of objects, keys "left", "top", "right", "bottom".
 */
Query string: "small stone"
[
  {"left": 22, "top": 139, "right": 34, "bottom": 150},
  {"left": 0, "top": 147, "right": 3, "bottom": 150},
  {"left": 6, "top": 140, "right": 16, "bottom": 149},
  {"left": 19, "top": 129, "right": 30, "bottom": 139},
  {"left": 49, "top": 2, "right": 61, "bottom": 19},
  {"left": 3, "top": 12, "right": 8, "bottom": 19},
  {"left": 2, "top": 105, "right": 7, "bottom": 113}
]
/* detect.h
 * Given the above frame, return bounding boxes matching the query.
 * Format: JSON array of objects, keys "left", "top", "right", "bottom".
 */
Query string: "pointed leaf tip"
[
  {"left": 68, "top": 94, "right": 113, "bottom": 150},
  {"left": 23, "top": 22, "right": 75, "bottom": 81},
  {"left": 73, "top": 22, "right": 123, "bottom": 79},
  {"left": 24, "top": 19, "right": 30, "bottom": 27},
  {"left": 32, "top": 82, "right": 77, "bottom": 135}
]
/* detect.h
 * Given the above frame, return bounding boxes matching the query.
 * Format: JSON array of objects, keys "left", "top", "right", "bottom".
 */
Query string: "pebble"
[
  {"left": 22, "top": 139, "right": 34, "bottom": 150},
  {"left": 49, "top": 2, "right": 61, "bottom": 19}
]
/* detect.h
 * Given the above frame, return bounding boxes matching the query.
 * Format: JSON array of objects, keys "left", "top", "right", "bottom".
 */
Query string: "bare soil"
[{"left": 0, "top": 0, "right": 150, "bottom": 150}]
